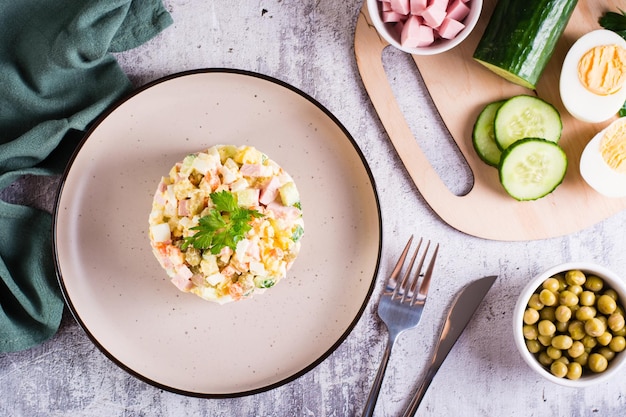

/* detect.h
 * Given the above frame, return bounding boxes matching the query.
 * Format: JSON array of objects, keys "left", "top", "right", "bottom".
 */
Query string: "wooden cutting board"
[{"left": 355, "top": 0, "right": 626, "bottom": 241}]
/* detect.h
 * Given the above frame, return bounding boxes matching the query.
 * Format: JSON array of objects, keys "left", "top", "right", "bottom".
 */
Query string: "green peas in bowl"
[{"left": 513, "top": 263, "right": 626, "bottom": 387}]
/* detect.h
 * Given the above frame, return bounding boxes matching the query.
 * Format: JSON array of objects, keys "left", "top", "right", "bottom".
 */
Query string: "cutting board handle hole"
[{"left": 382, "top": 48, "right": 474, "bottom": 197}]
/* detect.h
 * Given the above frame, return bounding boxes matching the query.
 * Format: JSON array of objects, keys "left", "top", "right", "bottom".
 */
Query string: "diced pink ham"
[
  {"left": 267, "top": 201, "right": 301, "bottom": 221},
  {"left": 191, "top": 274, "right": 205, "bottom": 287},
  {"left": 154, "top": 192, "right": 166, "bottom": 206},
  {"left": 240, "top": 163, "right": 273, "bottom": 178},
  {"left": 247, "top": 240, "right": 261, "bottom": 260},
  {"left": 418, "top": 28, "right": 435, "bottom": 48},
  {"left": 158, "top": 179, "right": 168, "bottom": 193},
  {"left": 153, "top": 180, "right": 168, "bottom": 205},
  {"left": 390, "top": 0, "right": 410, "bottom": 14},
  {"left": 167, "top": 246, "right": 184, "bottom": 267},
  {"left": 219, "top": 246, "right": 233, "bottom": 264},
  {"left": 259, "top": 177, "right": 281, "bottom": 205},
  {"left": 159, "top": 255, "right": 172, "bottom": 270},
  {"left": 395, "top": 20, "right": 405, "bottom": 37},
  {"left": 383, "top": 11, "right": 405, "bottom": 23},
  {"left": 178, "top": 199, "right": 190, "bottom": 216},
  {"left": 410, "top": 0, "right": 427, "bottom": 15},
  {"left": 378, "top": 0, "right": 472, "bottom": 47},
  {"left": 401, "top": 16, "right": 421, "bottom": 47},
  {"left": 429, "top": 0, "right": 449, "bottom": 10},
  {"left": 421, "top": 4, "right": 447, "bottom": 28},
  {"left": 171, "top": 265, "right": 194, "bottom": 291},
  {"left": 438, "top": 17, "right": 465, "bottom": 39},
  {"left": 446, "top": 0, "right": 470, "bottom": 22}
]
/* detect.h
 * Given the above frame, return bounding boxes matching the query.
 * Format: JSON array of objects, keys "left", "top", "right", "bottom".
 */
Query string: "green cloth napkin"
[{"left": 0, "top": 0, "right": 172, "bottom": 352}]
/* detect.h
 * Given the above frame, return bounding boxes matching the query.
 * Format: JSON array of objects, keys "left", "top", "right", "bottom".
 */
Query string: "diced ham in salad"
[{"left": 148, "top": 145, "right": 304, "bottom": 304}]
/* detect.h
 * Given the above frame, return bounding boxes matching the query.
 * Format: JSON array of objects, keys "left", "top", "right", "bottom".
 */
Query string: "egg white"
[
  {"left": 560, "top": 30, "right": 626, "bottom": 124},
  {"left": 580, "top": 119, "right": 626, "bottom": 198}
]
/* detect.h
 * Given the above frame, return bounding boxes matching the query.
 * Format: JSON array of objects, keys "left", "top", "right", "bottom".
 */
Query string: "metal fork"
[{"left": 361, "top": 236, "right": 439, "bottom": 417}]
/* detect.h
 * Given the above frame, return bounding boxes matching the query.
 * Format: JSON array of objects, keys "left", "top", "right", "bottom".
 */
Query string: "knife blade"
[{"left": 400, "top": 275, "right": 498, "bottom": 417}]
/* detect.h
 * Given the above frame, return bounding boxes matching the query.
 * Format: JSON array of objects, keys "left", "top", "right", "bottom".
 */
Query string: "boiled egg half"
[
  {"left": 560, "top": 29, "right": 626, "bottom": 123},
  {"left": 580, "top": 117, "right": 626, "bottom": 198}
]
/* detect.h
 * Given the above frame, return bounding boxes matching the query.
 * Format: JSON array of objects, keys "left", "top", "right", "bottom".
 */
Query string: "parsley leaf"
[
  {"left": 291, "top": 224, "right": 304, "bottom": 242},
  {"left": 600, "top": 9, "right": 626, "bottom": 116},
  {"left": 211, "top": 189, "right": 239, "bottom": 212},
  {"left": 181, "top": 191, "right": 263, "bottom": 254},
  {"left": 599, "top": 9, "right": 626, "bottom": 40},
  {"left": 258, "top": 279, "right": 275, "bottom": 289}
]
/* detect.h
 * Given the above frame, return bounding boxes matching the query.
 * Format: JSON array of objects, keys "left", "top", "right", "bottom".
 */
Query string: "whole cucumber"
[{"left": 473, "top": 0, "right": 579, "bottom": 90}]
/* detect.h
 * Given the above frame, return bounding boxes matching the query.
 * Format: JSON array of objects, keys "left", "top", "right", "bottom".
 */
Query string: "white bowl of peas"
[{"left": 514, "top": 262, "right": 626, "bottom": 387}]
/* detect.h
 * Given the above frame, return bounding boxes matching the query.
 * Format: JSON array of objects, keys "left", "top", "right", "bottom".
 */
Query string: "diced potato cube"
[
  {"left": 236, "top": 146, "right": 263, "bottom": 164},
  {"left": 200, "top": 254, "right": 220, "bottom": 276},
  {"left": 220, "top": 164, "right": 237, "bottom": 184},
  {"left": 206, "top": 273, "right": 224, "bottom": 287},
  {"left": 249, "top": 261, "right": 267, "bottom": 276},
  {"left": 180, "top": 154, "right": 197, "bottom": 176},
  {"left": 217, "top": 145, "right": 237, "bottom": 163},
  {"left": 279, "top": 182, "right": 300, "bottom": 206},
  {"left": 150, "top": 223, "right": 171, "bottom": 243},
  {"left": 192, "top": 153, "right": 219, "bottom": 175},
  {"left": 236, "top": 188, "right": 260, "bottom": 208},
  {"left": 230, "top": 178, "right": 249, "bottom": 192},
  {"left": 187, "top": 190, "right": 205, "bottom": 215},
  {"left": 185, "top": 247, "right": 202, "bottom": 266},
  {"left": 173, "top": 178, "right": 195, "bottom": 200}
]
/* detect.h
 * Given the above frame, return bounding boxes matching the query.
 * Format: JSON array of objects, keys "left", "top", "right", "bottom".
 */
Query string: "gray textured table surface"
[{"left": 2, "top": 1, "right": 626, "bottom": 416}]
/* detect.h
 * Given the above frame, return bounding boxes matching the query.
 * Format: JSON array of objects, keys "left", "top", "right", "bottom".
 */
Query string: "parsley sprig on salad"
[{"left": 181, "top": 190, "right": 263, "bottom": 254}]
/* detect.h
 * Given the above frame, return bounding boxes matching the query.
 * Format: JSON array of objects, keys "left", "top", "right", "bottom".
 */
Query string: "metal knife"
[{"left": 400, "top": 275, "right": 498, "bottom": 417}]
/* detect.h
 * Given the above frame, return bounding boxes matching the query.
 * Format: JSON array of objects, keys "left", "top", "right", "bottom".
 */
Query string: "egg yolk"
[
  {"left": 578, "top": 44, "right": 626, "bottom": 96},
  {"left": 600, "top": 118, "right": 626, "bottom": 173}
]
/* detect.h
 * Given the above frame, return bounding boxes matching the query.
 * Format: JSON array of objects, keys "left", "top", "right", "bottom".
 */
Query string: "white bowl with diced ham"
[{"left": 367, "top": 0, "right": 482, "bottom": 55}]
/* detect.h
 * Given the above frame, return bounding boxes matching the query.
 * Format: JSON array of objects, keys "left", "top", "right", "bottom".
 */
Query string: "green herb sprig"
[
  {"left": 599, "top": 8, "right": 626, "bottom": 115},
  {"left": 599, "top": 9, "right": 626, "bottom": 40},
  {"left": 181, "top": 190, "right": 263, "bottom": 254}
]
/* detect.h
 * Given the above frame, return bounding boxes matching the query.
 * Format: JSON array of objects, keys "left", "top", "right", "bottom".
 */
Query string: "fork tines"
[{"left": 385, "top": 235, "right": 439, "bottom": 305}]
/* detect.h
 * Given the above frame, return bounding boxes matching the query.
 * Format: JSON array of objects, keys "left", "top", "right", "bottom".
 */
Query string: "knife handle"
[{"left": 400, "top": 366, "right": 438, "bottom": 417}]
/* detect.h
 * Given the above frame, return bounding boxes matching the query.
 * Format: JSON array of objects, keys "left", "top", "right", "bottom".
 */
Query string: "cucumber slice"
[
  {"left": 494, "top": 95, "right": 562, "bottom": 151},
  {"left": 499, "top": 138, "right": 567, "bottom": 201},
  {"left": 472, "top": 100, "right": 506, "bottom": 167}
]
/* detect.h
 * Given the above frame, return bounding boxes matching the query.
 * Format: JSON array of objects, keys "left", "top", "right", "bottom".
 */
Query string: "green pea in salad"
[{"left": 148, "top": 145, "right": 304, "bottom": 304}]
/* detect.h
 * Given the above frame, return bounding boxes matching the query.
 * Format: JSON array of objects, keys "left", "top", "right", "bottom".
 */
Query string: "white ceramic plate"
[{"left": 53, "top": 69, "right": 381, "bottom": 397}]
